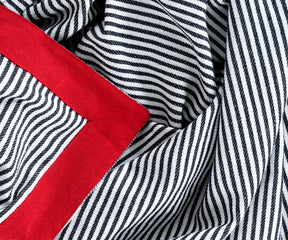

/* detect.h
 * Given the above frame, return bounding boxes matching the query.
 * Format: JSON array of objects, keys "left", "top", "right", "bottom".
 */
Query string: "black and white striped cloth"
[
  {"left": 0, "top": 54, "right": 86, "bottom": 224},
  {"left": 1, "top": 0, "right": 288, "bottom": 239}
]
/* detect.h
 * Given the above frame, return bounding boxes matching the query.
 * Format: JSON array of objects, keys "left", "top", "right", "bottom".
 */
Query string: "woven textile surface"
[{"left": 1, "top": 0, "right": 288, "bottom": 239}]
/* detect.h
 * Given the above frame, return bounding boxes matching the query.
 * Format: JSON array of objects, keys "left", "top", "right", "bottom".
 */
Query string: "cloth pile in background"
[{"left": 1, "top": 0, "right": 288, "bottom": 239}]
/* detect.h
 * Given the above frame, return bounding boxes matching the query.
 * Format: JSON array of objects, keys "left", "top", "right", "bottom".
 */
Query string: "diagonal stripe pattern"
[
  {"left": 0, "top": 54, "right": 86, "bottom": 224},
  {"left": 1, "top": 0, "right": 288, "bottom": 239}
]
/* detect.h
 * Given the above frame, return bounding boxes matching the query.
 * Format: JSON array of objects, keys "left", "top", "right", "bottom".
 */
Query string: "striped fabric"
[
  {"left": 1, "top": 0, "right": 288, "bottom": 239},
  {"left": 0, "top": 54, "right": 86, "bottom": 223}
]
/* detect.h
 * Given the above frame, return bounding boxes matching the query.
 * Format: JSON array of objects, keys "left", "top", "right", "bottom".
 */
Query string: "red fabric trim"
[{"left": 0, "top": 5, "right": 149, "bottom": 240}]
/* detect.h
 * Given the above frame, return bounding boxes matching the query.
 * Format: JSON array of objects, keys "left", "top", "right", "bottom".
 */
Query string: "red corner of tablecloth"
[{"left": 0, "top": 5, "right": 149, "bottom": 240}]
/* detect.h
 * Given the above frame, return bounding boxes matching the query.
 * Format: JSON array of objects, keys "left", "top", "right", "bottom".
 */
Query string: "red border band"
[{"left": 0, "top": 5, "right": 149, "bottom": 240}]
